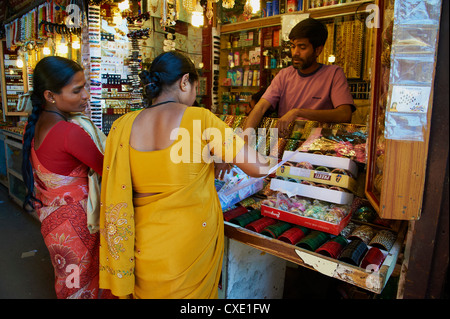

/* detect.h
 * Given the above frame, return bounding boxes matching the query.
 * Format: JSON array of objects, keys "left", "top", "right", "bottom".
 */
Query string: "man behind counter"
[{"left": 243, "top": 18, "right": 355, "bottom": 137}]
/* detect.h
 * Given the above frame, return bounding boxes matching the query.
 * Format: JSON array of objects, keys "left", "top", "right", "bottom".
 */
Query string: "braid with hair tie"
[{"left": 21, "top": 93, "right": 44, "bottom": 210}]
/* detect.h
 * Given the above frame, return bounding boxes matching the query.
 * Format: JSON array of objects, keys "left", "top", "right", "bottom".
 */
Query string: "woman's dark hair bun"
[{"left": 140, "top": 51, "right": 198, "bottom": 104}]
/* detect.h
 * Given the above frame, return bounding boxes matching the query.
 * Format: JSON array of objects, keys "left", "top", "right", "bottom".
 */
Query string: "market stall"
[{"left": 0, "top": 0, "right": 446, "bottom": 299}]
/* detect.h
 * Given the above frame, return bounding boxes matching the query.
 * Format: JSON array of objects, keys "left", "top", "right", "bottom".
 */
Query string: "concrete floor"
[{"left": 0, "top": 185, "right": 56, "bottom": 299}]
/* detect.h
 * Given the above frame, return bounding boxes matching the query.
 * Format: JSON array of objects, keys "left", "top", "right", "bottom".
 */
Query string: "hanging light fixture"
[
  {"left": 57, "top": 35, "right": 68, "bottom": 54},
  {"left": 191, "top": 2, "right": 204, "bottom": 27},
  {"left": 72, "top": 39, "right": 81, "bottom": 49},
  {"left": 43, "top": 38, "right": 52, "bottom": 55},
  {"left": 250, "top": 0, "right": 260, "bottom": 13},
  {"left": 16, "top": 51, "right": 24, "bottom": 68},
  {"left": 118, "top": 0, "right": 130, "bottom": 11}
]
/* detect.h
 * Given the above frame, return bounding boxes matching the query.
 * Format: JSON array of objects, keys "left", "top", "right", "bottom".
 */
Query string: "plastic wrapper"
[
  {"left": 392, "top": 25, "right": 439, "bottom": 54},
  {"left": 384, "top": 0, "right": 441, "bottom": 141},
  {"left": 391, "top": 54, "right": 435, "bottom": 85},
  {"left": 384, "top": 111, "right": 428, "bottom": 141},
  {"left": 299, "top": 127, "right": 368, "bottom": 163},
  {"left": 224, "top": 115, "right": 235, "bottom": 127},
  {"left": 268, "top": 138, "right": 287, "bottom": 159},
  {"left": 231, "top": 115, "right": 247, "bottom": 130},
  {"left": 261, "top": 192, "right": 350, "bottom": 225},
  {"left": 216, "top": 166, "right": 264, "bottom": 210},
  {"left": 284, "top": 139, "right": 300, "bottom": 151},
  {"left": 393, "top": 0, "right": 441, "bottom": 26}
]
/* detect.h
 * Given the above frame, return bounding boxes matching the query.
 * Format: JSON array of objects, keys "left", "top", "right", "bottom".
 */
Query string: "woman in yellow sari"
[{"left": 99, "top": 52, "right": 269, "bottom": 298}]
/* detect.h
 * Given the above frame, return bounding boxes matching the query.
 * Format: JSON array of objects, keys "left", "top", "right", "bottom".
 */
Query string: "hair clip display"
[{"left": 127, "top": 28, "right": 150, "bottom": 39}]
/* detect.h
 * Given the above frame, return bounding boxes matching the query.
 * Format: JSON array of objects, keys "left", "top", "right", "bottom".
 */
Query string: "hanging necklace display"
[
  {"left": 222, "top": 0, "right": 235, "bottom": 9},
  {"left": 127, "top": 17, "right": 144, "bottom": 109},
  {"left": 161, "top": 0, "right": 177, "bottom": 27},
  {"left": 206, "top": 0, "right": 214, "bottom": 24},
  {"left": 183, "top": 0, "right": 195, "bottom": 13},
  {"left": 243, "top": 1, "right": 253, "bottom": 20},
  {"left": 149, "top": 0, "right": 159, "bottom": 14}
]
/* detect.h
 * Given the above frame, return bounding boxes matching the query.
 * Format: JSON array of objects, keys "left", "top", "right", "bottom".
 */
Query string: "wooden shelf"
[
  {"left": 224, "top": 219, "right": 406, "bottom": 294},
  {"left": 307, "top": 0, "right": 374, "bottom": 19},
  {"left": 221, "top": 15, "right": 282, "bottom": 34},
  {"left": 5, "top": 111, "right": 28, "bottom": 117},
  {"left": 220, "top": 0, "right": 375, "bottom": 34}
]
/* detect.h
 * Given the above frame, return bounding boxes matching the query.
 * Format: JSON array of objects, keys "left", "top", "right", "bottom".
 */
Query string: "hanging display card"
[
  {"left": 384, "top": 0, "right": 441, "bottom": 141},
  {"left": 389, "top": 85, "right": 431, "bottom": 113}
]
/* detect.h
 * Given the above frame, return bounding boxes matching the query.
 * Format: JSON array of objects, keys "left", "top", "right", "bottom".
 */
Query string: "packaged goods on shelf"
[
  {"left": 281, "top": 151, "right": 358, "bottom": 177},
  {"left": 269, "top": 177, "right": 354, "bottom": 205},
  {"left": 261, "top": 192, "right": 352, "bottom": 235},
  {"left": 276, "top": 161, "right": 358, "bottom": 193},
  {"left": 259, "top": 150, "right": 361, "bottom": 234},
  {"left": 299, "top": 127, "right": 367, "bottom": 164}
]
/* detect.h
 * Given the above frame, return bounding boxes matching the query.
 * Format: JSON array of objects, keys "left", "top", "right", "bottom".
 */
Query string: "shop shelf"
[
  {"left": 5, "top": 138, "right": 23, "bottom": 178},
  {"left": 8, "top": 171, "right": 26, "bottom": 206},
  {"left": 224, "top": 219, "right": 405, "bottom": 294}
]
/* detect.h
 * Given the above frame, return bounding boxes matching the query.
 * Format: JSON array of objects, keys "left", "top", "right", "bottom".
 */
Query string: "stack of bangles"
[
  {"left": 274, "top": 176, "right": 348, "bottom": 193},
  {"left": 262, "top": 194, "right": 350, "bottom": 224},
  {"left": 282, "top": 161, "right": 354, "bottom": 179}
]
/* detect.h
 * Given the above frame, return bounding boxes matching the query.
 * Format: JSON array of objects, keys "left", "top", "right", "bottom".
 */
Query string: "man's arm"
[
  {"left": 243, "top": 98, "right": 272, "bottom": 131},
  {"left": 277, "top": 104, "right": 353, "bottom": 136}
]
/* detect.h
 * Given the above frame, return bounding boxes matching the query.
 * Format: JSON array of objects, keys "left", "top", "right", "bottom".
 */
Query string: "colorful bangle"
[{"left": 296, "top": 161, "right": 313, "bottom": 169}]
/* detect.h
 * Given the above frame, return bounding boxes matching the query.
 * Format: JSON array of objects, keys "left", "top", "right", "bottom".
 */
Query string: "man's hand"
[{"left": 276, "top": 109, "right": 298, "bottom": 137}]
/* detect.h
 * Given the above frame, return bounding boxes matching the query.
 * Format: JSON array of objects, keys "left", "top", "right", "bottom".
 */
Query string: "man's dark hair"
[{"left": 288, "top": 18, "right": 328, "bottom": 49}]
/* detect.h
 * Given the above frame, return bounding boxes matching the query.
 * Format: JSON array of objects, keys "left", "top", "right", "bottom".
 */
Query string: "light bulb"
[
  {"left": 58, "top": 43, "right": 68, "bottom": 54},
  {"left": 250, "top": 0, "right": 260, "bottom": 13},
  {"left": 191, "top": 3, "right": 204, "bottom": 27},
  {"left": 72, "top": 40, "right": 80, "bottom": 49},
  {"left": 327, "top": 55, "right": 336, "bottom": 63},
  {"left": 43, "top": 46, "right": 51, "bottom": 55},
  {"left": 16, "top": 58, "right": 23, "bottom": 68},
  {"left": 118, "top": 0, "right": 129, "bottom": 11}
]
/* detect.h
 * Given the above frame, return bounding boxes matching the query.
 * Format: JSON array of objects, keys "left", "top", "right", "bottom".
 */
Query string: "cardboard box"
[
  {"left": 276, "top": 165, "right": 358, "bottom": 193},
  {"left": 270, "top": 178, "right": 354, "bottom": 205},
  {"left": 282, "top": 151, "right": 358, "bottom": 177},
  {"left": 261, "top": 204, "right": 352, "bottom": 235}
]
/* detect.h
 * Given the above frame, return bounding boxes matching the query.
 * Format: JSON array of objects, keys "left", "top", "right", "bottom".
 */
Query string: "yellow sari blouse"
[{"left": 99, "top": 107, "right": 245, "bottom": 298}]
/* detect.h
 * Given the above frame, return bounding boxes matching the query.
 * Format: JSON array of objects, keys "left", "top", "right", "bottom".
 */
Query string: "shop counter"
[
  {"left": 223, "top": 219, "right": 405, "bottom": 295},
  {"left": 1, "top": 129, "right": 27, "bottom": 207}
]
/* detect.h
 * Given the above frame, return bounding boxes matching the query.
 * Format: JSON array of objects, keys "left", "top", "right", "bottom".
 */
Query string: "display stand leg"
[{"left": 220, "top": 237, "right": 286, "bottom": 299}]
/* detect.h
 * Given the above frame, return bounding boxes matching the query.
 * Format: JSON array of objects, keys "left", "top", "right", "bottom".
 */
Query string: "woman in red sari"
[{"left": 22, "top": 56, "right": 111, "bottom": 299}]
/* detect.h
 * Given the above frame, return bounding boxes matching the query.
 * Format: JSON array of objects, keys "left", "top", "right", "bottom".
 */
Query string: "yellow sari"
[{"left": 99, "top": 107, "right": 244, "bottom": 298}]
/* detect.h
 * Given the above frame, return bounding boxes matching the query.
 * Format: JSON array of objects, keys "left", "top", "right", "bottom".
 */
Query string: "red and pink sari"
[{"left": 30, "top": 140, "right": 112, "bottom": 299}]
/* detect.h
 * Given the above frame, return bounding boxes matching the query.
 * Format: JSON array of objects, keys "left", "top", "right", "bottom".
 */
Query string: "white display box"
[
  {"left": 282, "top": 151, "right": 358, "bottom": 177},
  {"left": 270, "top": 178, "right": 354, "bottom": 205}
]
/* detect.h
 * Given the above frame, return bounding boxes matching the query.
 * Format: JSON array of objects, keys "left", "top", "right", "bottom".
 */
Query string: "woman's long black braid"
[{"left": 21, "top": 94, "right": 44, "bottom": 211}]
